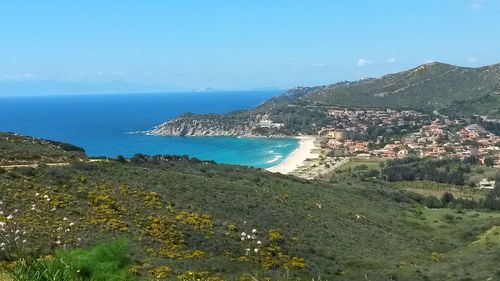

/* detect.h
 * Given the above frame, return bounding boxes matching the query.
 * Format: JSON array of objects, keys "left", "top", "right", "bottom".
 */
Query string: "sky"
[{"left": 1, "top": 0, "right": 500, "bottom": 92}]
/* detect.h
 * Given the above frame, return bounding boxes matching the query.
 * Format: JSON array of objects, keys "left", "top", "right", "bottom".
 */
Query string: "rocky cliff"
[{"left": 148, "top": 112, "right": 264, "bottom": 136}]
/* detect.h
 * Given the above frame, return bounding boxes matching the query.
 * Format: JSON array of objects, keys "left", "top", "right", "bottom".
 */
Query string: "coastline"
[{"left": 266, "top": 136, "right": 318, "bottom": 174}]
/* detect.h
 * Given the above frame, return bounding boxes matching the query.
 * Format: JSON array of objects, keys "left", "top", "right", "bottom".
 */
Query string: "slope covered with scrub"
[{"left": 0, "top": 133, "right": 499, "bottom": 280}]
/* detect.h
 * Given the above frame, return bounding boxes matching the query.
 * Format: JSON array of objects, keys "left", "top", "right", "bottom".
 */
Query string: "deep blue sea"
[{"left": 0, "top": 91, "right": 298, "bottom": 168}]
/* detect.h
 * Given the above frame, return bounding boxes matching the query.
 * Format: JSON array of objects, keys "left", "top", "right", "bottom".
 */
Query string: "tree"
[
  {"left": 463, "top": 156, "right": 479, "bottom": 165},
  {"left": 441, "top": 192, "right": 455, "bottom": 205},
  {"left": 484, "top": 157, "right": 495, "bottom": 167},
  {"left": 116, "top": 155, "right": 127, "bottom": 163},
  {"left": 424, "top": 196, "right": 443, "bottom": 209}
]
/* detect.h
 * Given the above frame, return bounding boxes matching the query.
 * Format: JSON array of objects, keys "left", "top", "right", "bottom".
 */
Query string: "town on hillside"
[{"left": 316, "top": 108, "right": 500, "bottom": 170}]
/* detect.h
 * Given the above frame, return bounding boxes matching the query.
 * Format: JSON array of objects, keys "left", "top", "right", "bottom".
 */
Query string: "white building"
[
  {"left": 259, "top": 120, "right": 284, "bottom": 129},
  {"left": 478, "top": 179, "right": 496, "bottom": 189}
]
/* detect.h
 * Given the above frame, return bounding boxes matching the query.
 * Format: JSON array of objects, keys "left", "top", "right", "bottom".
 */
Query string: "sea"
[{"left": 0, "top": 91, "right": 298, "bottom": 168}]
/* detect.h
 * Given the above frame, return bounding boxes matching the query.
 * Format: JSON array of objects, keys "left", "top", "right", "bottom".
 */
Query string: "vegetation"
[
  {"left": 304, "top": 62, "right": 500, "bottom": 118},
  {"left": 10, "top": 239, "right": 136, "bottom": 281},
  {"left": 0, "top": 133, "right": 499, "bottom": 280},
  {"left": 154, "top": 62, "right": 500, "bottom": 137},
  {"left": 0, "top": 133, "right": 84, "bottom": 165},
  {"left": 381, "top": 157, "right": 492, "bottom": 186}
]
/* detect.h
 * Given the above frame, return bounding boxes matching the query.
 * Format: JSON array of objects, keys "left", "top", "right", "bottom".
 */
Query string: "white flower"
[
  {"left": 31, "top": 204, "right": 36, "bottom": 210},
  {"left": 0, "top": 201, "right": 2, "bottom": 204},
  {"left": 0, "top": 243, "right": 5, "bottom": 247},
  {"left": 240, "top": 237, "right": 245, "bottom": 241},
  {"left": 43, "top": 195, "right": 49, "bottom": 199},
  {"left": 247, "top": 234, "right": 251, "bottom": 239},
  {"left": 22, "top": 239, "right": 27, "bottom": 243},
  {"left": 241, "top": 232, "right": 246, "bottom": 236},
  {"left": 35, "top": 193, "right": 40, "bottom": 196},
  {"left": 0, "top": 222, "right": 5, "bottom": 228},
  {"left": 6, "top": 215, "right": 13, "bottom": 220},
  {"left": 69, "top": 222, "right": 74, "bottom": 226},
  {"left": 252, "top": 229, "right": 257, "bottom": 234},
  {"left": 245, "top": 248, "right": 250, "bottom": 255},
  {"left": 251, "top": 235, "right": 256, "bottom": 240},
  {"left": 254, "top": 248, "right": 259, "bottom": 253},
  {"left": 55, "top": 240, "right": 61, "bottom": 245},
  {"left": 257, "top": 240, "right": 262, "bottom": 245},
  {"left": 63, "top": 217, "right": 68, "bottom": 221}
]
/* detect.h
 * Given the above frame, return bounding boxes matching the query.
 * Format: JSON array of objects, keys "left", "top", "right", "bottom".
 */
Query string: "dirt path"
[{"left": 0, "top": 162, "right": 70, "bottom": 169}]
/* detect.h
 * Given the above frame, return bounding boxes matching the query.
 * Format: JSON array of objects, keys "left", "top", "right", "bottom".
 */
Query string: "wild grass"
[
  {"left": 9, "top": 239, "right": 136, "bottom": 281},
  {"left": 1, "top": 133, "right": 500, "bottom": 280}
]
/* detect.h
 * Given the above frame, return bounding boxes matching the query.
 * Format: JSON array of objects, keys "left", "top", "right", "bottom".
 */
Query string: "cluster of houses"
[
  {"left": 321, "top": 112, "right": 500, "bottom": 168},
  {"left": 259, "top": 119, "right": 284, "bottom": 129},
  {"left": 323, "top": 108, "right": 430, "bottom": 134}
]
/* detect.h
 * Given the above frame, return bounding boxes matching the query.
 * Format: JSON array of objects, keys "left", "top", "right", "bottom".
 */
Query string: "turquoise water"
[{"left": 0, "top": 91, "right": 298, "bottom": 168}]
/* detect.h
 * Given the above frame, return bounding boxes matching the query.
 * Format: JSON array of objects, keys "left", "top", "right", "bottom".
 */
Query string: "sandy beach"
[{"left": 266, "top": 136, "right": 318, "bottom": 174}]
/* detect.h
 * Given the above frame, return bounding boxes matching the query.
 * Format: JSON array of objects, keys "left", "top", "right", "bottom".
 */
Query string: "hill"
[
  {"left": 0, "top": 133, "right": 500, "bottom": 280},
  {"left": 303, "top": 62, "right": 500, "bottom": 117},
  {"left": 150, "top": 62, "right": 500, "bottom": 137},
  {"left": 0, "top": 132, "right": 85, "bottom": 166}
]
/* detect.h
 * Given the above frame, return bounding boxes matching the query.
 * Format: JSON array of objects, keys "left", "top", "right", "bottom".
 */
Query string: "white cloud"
[
  {"left": 357, "top": 58, "right": 372, "bottom": 66},
  {"left": 386, "top": 58, "right": 397, "bottom": 64},
  {"left": 469, "top": 0, "right": 488, "bottom": 10},
  {"left": 467, "top": 57, "right": 478, "bottom": 63},
  {"left": 0, "top": 72, "right": 38, "bottom": 81}
]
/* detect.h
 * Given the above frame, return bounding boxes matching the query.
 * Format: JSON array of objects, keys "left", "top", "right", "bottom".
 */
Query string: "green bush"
[
  {"left": 424, "top": 196, "right": 443, "bottom": 209},
  {"left": 10, "top": 239, "right": 137, "bottom": 281}
]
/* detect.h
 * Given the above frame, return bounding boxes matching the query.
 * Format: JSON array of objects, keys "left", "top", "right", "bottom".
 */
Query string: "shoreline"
[{"left": 266, "top": 136, "right": 318, "bottom": 174}]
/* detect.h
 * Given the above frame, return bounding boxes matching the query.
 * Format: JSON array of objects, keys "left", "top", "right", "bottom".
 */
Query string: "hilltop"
[
  {"left": 1, "top": 132, "right": 500, "bottom": 280},
  {"left": 303, "top": 62, "right": 500, "bottom": 116},
  {"left": 150, "top": 62, "right": 500, "bottom": 137}
]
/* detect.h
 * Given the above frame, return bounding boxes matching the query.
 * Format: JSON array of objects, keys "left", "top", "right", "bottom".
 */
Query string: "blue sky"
[{"left": 1, "top": 0, "right": 500, "bottom": 91}]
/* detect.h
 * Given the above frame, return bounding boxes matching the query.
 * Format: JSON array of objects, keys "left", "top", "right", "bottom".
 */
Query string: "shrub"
[
  {"left": 441, "top": 192, "right": 455, "bottom": 205},
  {"left": 10, "top": 239, "right": 137, "bottom": 281},
  {"left": 424, "top": 196, "right": 443, "bottom": 209}
]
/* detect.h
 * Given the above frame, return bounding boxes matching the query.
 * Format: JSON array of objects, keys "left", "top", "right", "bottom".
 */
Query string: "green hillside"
[
  {"left": 0, "top": 132, "right": 85, "bottom": 165},
  {"left": 0, "top": 133, "right": 499, "bottom": 280},
  {"left": 303, "top": 62, "right": 500, "bottom": 117},
  {"left": 151, "top": 62, "right": 500, "bottom": 137}
]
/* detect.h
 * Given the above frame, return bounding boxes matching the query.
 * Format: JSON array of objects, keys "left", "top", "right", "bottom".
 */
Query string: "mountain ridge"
[{"left": 150, "top": 62, "right": 500, "bottom": 137}]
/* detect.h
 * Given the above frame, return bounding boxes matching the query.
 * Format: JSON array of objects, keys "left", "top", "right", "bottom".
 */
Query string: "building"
[
  {"left": 327, "top": 131, "right": 344, "bottom": 141},
  {"left": 478, "top": 179, "right": 496, "bottom": 189},
  {"left": 259, "top": 119, "right": 284, "bottom": 129}
]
